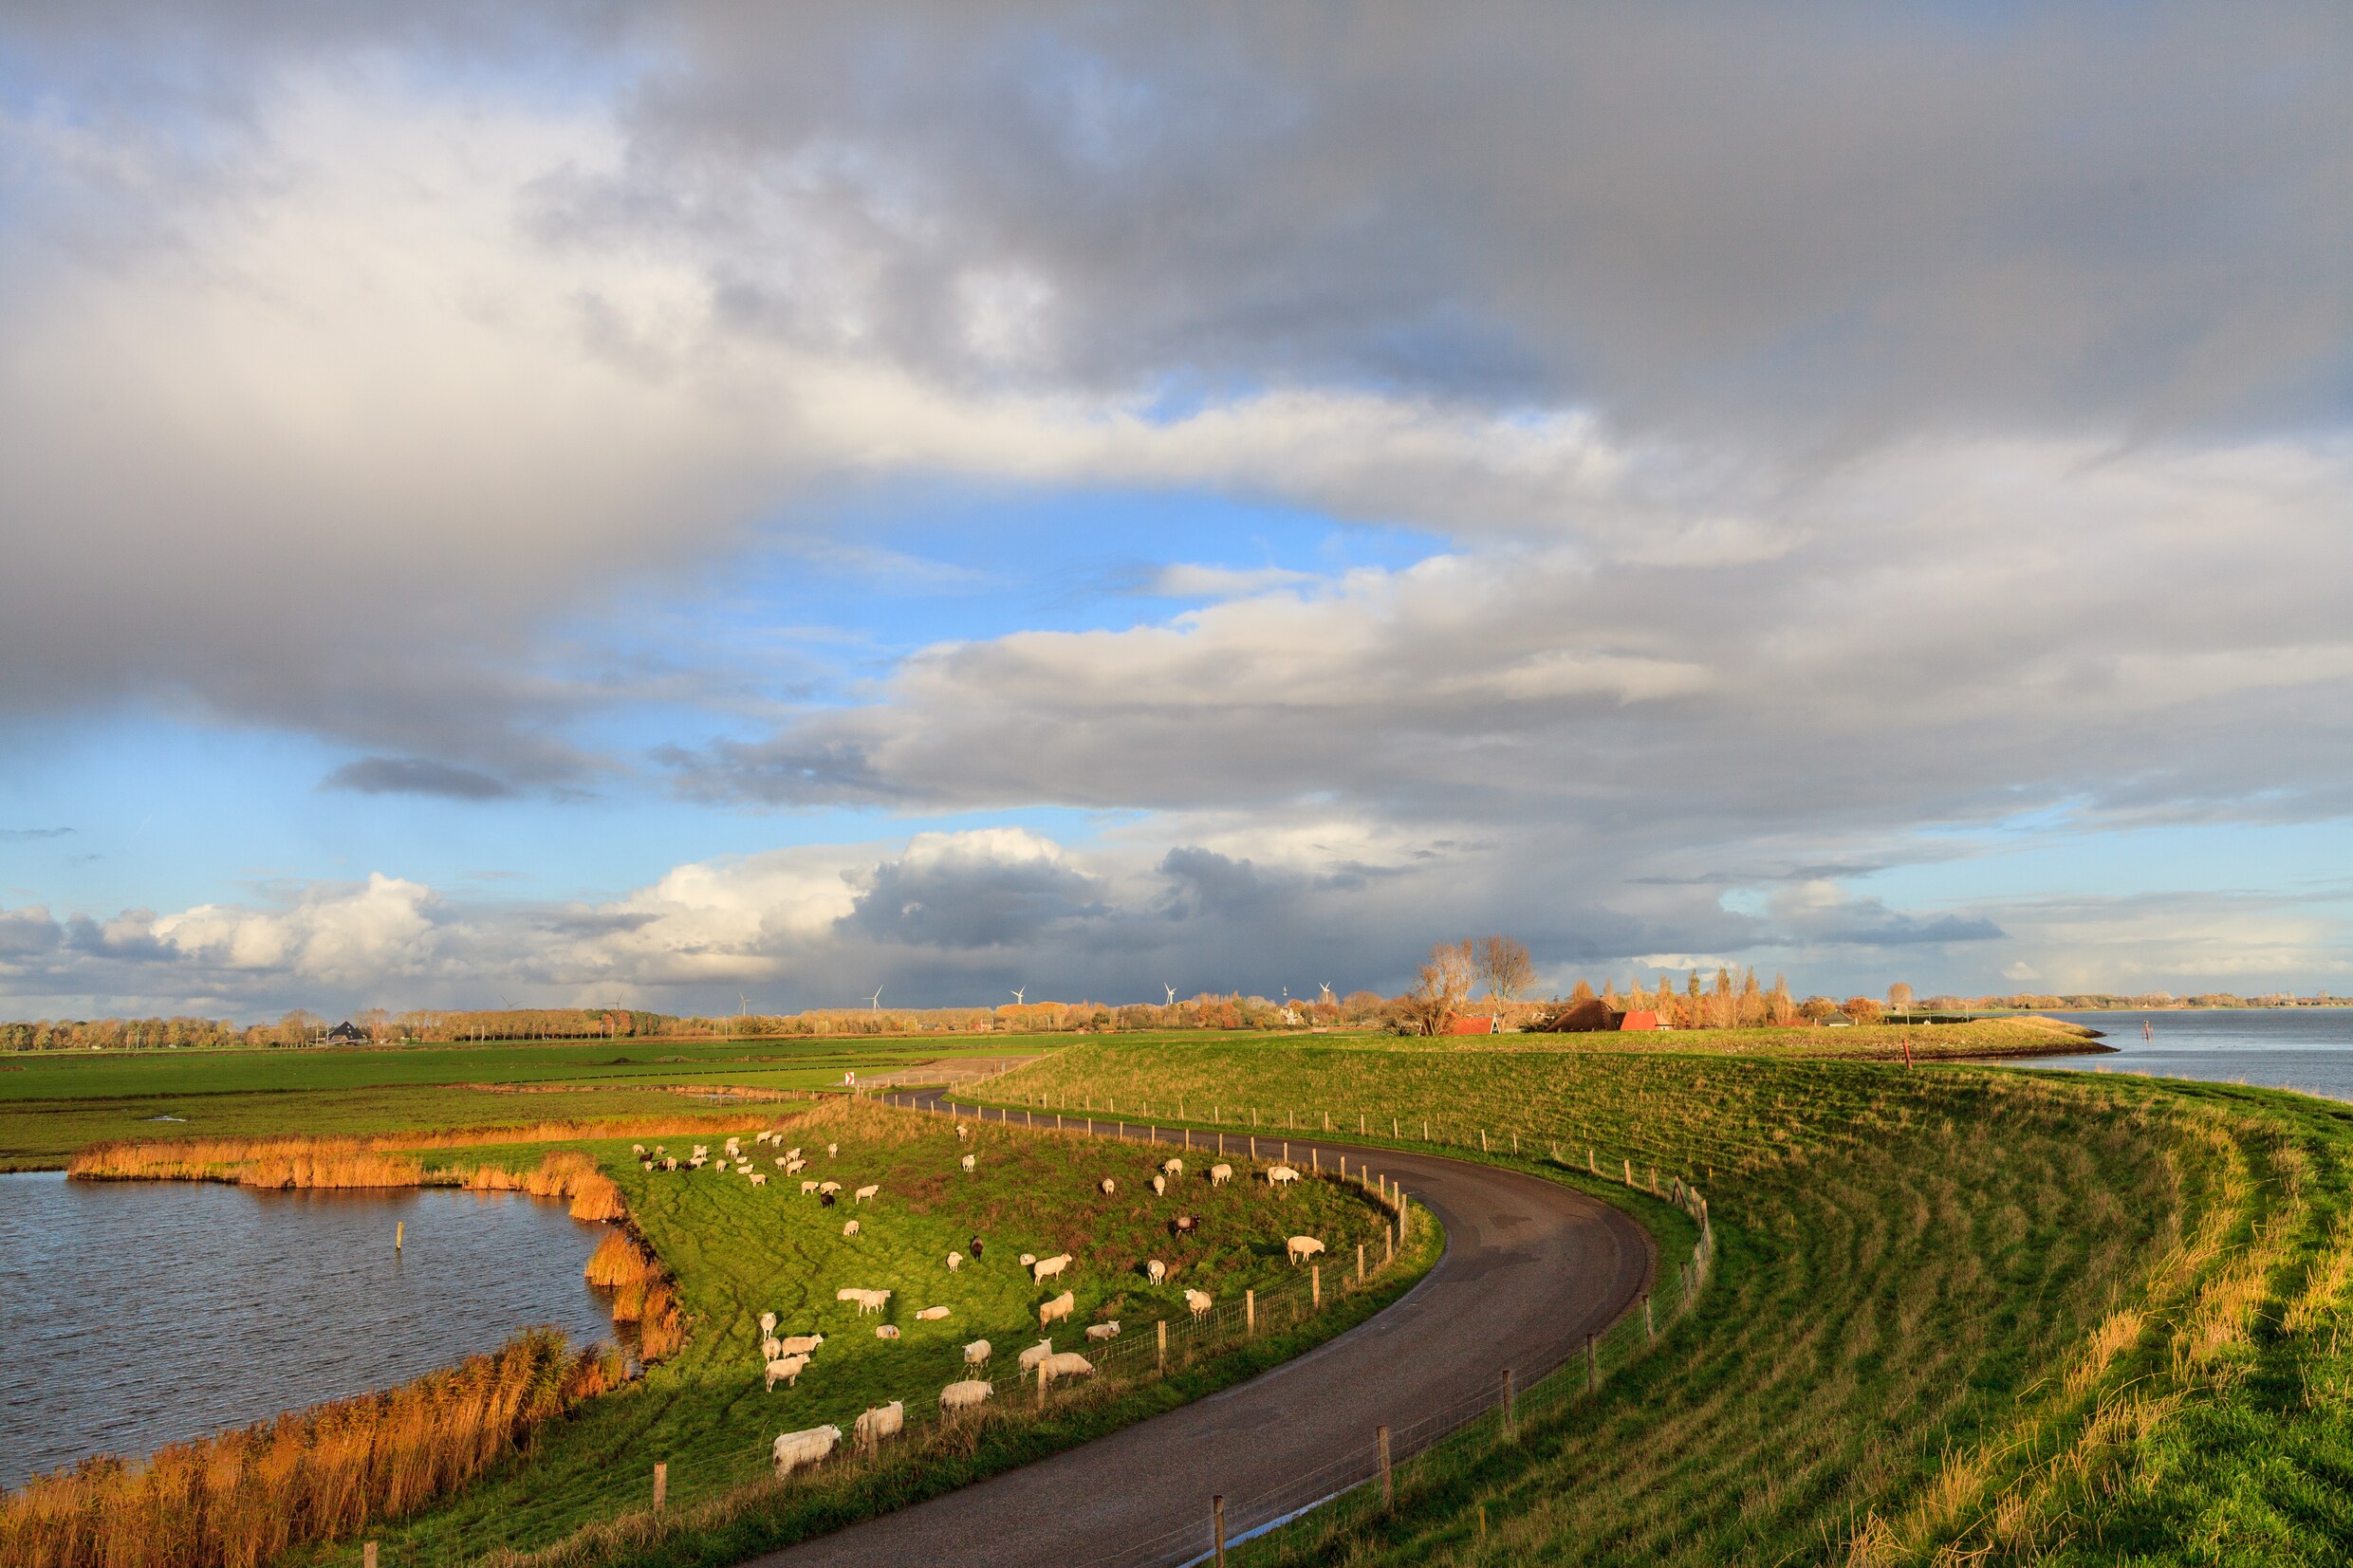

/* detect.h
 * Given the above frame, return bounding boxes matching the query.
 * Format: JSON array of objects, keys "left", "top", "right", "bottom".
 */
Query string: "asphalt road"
[{"left": 747, "top": 1094, "right": 1654, "bottom": 1568}]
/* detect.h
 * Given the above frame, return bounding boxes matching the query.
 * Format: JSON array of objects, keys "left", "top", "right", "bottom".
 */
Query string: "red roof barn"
[
  {"left": 1618, "top": 1009, "right": 1665, "bottom": 1031},
  {"left": 1440, "top": 1013, "right": 1501, "bottom": 1035}
]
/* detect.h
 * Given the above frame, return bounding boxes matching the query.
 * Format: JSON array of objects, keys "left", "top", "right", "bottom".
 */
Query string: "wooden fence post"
[
  {"left": 1503, "top": 1368, "right": 1515, "bottom": 1442},
  {"left": 1623, "top": 1157, "right": 1634, "bottom": 1187},
  {"left": 653, "top": 1461, "right": 667, "bottom": 1512},
  {"left": 1586, "top": 1333, "right": 1597, "bottom": 1393},
  {"left": 1246, "top": 1288, "right": 1255, "bottom": 1336},
  {"left": 1587, "top": 1147, "right": 1596, "bottom": 1174},
  {"left": 1481, "top": 1129, "right": 1488, "bottom": 1153},
  {"left": 363, "top": 1545, "right": 378, "bottom": 1568},
  {"left": 1378, "top": 1426, "right": 1393, "bottom": 1507},
  {"left": 1358, "top": 1242, "right": 1365, "bottom": 1283},
  {"left": 1038, "top": 1358, "right": 1047, "bottom": 1409},
  {"left": 1312, "top": 1264, "right": 1321, "bottom": 1307},
  {"left": 1644, "top": 1295, "right": 1655, "bottom": 1341},
  {"left": 1214, "top": 1494, "right": 1228, "bottom": 1566},
  {"left": 1158, "top": 1318, "right": 1167, "bottom": 1374},
  {"left": 1386, "top": 1225, "right": 1394, "bottom": 1265}
]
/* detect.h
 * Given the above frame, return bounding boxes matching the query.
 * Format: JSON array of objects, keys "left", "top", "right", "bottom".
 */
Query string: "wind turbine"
[
  {"left": 1010, "top": 987, "right": 1027, "bottom": 1006},
  {"left": 1164, "top": 984, "right": 1177, "bottom": 1005},
  {"left": 866, "top": 987, "right": 884, "bottom": 1011}
]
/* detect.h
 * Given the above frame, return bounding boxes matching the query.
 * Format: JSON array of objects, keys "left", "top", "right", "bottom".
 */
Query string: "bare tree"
[
  {"left": 1888, "top": 981, "right": 1916, "bottom": 1013},
  {"left": 1405, "top": 939, "right": 1477, "bottom": 1035},
  {"left": 1475, "top": 935, "right": 1535, "bottom": 1005}
]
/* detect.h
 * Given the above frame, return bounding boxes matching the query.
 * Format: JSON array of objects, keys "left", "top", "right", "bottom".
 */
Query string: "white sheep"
[
  {"left": 1100, "top": 1178, "right": 1117, "bottom": 1195},
  {"left": 826, "top": 1142, "right": 839, "bottom": 1156},
  {"left": 785, "top": 1147, "right": 801, "bottom": 1161},
  {"left": 1185, "top": 1288, "right": 1213, "bottom": 1318},
  {"left": 960, "top": 1153, "right": 976, "bottom": 1172},
  {"left": 1267, "top": 1165, "right": 1300, "bottom": 1189},
  {"left": 1085, "top": 1321, "right": 1121, "bottom": 1341},
  {"left": 1145, "top": 1259, "right": 1167, "bottom": 1284},
  {"left": 1032, "top": 1252, "right": 1073, "bottom": 1283},
  {"left": 1162, "top": 1158, "right": 1183, "bottom": 1179},
  {"left": 787, "top": 1159, "right": 806, "bottom": 1174},
  {"left": 916, "top": 1304, "right": 952, "bottom": 1320},
  {"left": 641, "top": 1161, "right": 653, "bottom": 1171},
  {"left": 819, "top": 1180, "right": 842, "bottom": 1196},
  {"left": 772, "top": 1423, "right": 840, "bottom": 1475},
  {"left": 632, "top": 1144, "right": 646, "bottom": 1155},
  {"left": 761, "top": 1335, "right": 783, "bottom": 1361},
  {"left": 764, "top": 1354, "right": 809, "bottom": 1391},
  {"left": 774, "top": 1156, "right": 788, "bottom": 1169},
  {"left": 836, "top": 1287, "right": 892, "bottom": 1315},
  {"left": 946, "top": 1251, "right": 963, "bottom": 1272},
  {"left": 749, "top": 1172, "right": 769, "bottom": 1187},
  {"left": 1040, "top": 1290, "right": 1076, "bottom": 1327},
  {"left": 854, "top": 1184, "right": 879, "bottom": 1204},
  {"left": 662, "top": 1157, "right": 678, "bottom": 1171},
  {"left": 778, "top": 1333, "right": 824, "bottom": 1356},
  {"left": 801, "top": 1180, "right": 820, "bottom": 1193},
  {"left": 955, "top": 1123, "right": 968, "bottom": 1140},
  {"left": 1020, "top": 1253, "right": 1037, "bottom": 1266},
  {"left": 1288, "top": 1235, "right": 1326, "bottom": 1264},
  {"left": 1153, "top": 1175, "right": 1165, "bottom": 1195},
  {"left": 1017, "top": 1338, "right": 1056, "bottom": 1372},
  {"left": 874, "top": 1324, "right": 900, "bottom": 1339},
  {"left": 939, "top": 1379, "right": 992, "bottom": 1412},
  {"left": 842, "top": 1219, "right": 860, "bottom": 1238},
  {"left": 1210, "top": 1163, "right": 1233, "bottom": 1186},
  {"left": 963, "top": 1338, "right": 992, "bottom": 1366},
  {"left": 760, "top": 1310, "right": 779, "bottom": 1334},
  {"left": 854, "top": 1400, "right": 904, "bottom": 1453},
  {"left": 1042, "top": 1351, "right": 1095, "bottom": 1383}
]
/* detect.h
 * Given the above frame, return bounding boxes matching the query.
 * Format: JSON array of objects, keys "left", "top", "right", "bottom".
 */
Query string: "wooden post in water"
[
  {"left": 1214, "top": 1494, "right": 1227, "bottom": 1567},
  {"left": 654, "top": 1461, "right": 667, "bottom": 1512},
  {"left": 1378, "top": 1426, "right": 1393, "bottom": 1507},
  {"left": 395, "top": 1222, "right": 403, "bottom": 1252}
]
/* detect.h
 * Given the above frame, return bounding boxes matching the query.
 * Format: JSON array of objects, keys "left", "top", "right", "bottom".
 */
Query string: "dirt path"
[{"left": 747, "top": 1093, "right": 1653, "bottom": 1568}]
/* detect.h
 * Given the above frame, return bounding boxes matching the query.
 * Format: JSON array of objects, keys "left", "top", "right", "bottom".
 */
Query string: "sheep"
[
  {"left": 801, "top": 1180, "right": 821, "bottom": 1194},
  {"left": 771, "top": 1423, "right": 841, "bottom": 1475},
  {"left": 725, "top": 1138, "right": 741, "bottom": 1156},
  {"left": 786, "top": 1158, "right": 806, "bottom": 1174},
  {"left": 1032, "top": 1253, "right": 1073, "bottom": 1283},
  {"left": 1017, "top": 1338, "right": 1056, "bottom": 1372},
  {"left": 946, "top": 1251, "right": 962, "bottom": 1272},
  {"left": 874, "top": 1324, "right": 899, "bottom": 1339},
  {"left": 1085, "top": 1321, "right": 1121, "bottom": 1341},
  {"left": 836, "top": 1287, "right": 892, "bottom": 1315},
  {"left": 662, "top": 1157, "right": 678, "bottom": 1171},
  {"left": 1099, "top": 1178, "right": 1117, "bottom": 1196},
  {"left": 1020, "top": 1253, "right": 1037, "bottom": 1267},
  {"left": 749, "top": 1172, "right": 769, "bottom": 1187},
  {"left": 692, "top": 1145, "right": 709, "bottom": 1158},
  {"left": 826, "top": 1142, "right": 839, "bottom": 1157},
  {"left": 1162, "top": 1158, "right": 1184, "bottom": 1179},
  {"left": 778, "top": 1334, "right": 824, "bottom": 1356},
  {"left": 960, "top": 1153, "right": 976, "bottom": 1172},
  {"left": 819, "top": 1180, "right": 842, "bottom": 1196},
  {"left": 764, "top": 1354, "right": 809, "bottom": 1391},
  {"left": 854, "top": 1400, "right": 904, "bottom": 1453},
  {"left": 632, "top": 1143, "right": 646, "bottom": 1155},
  {"left": 939, "top": 1379, "right": 992, "bottom": 1412},
  {"left": 654, "top": 1146, "right": 666, "bottom": 1156},
  {"left": 641, "top": 1161, "right": 653, "bottom": 1171},
  {"left": 970, "top": 1237, "right": 985, "bottom": 1260},
  {"left": 760, "top": 1310, "right": 779, "bottom": 1334},
  {"left": 736, "top": 1162, "right": 754, "bottom": 1174},
  {"left": 1153, "top": 1175, "right": 1166, "bottom": 1195},
  {"left": 1170, "top": 1215, "right": 1199, "bottom": 1237},
  {"left": 955, "top": 1123, "right": 968, "bottom": 1140},
  {"left": 963, "top": 1338, "right": 992, "bottom": 1366},
  {"left": 1185, "top": 1288, "right": 1213, "bottom": 1319},
  {"left": 785, "top": 1147, "right": 801, "bottom": 1161},
  {"left": 821, "top": 1192, "right": 836, "bottom": 1208},
  {"left": 854, "top": 1184, "right": 879, "bottom": 1204},
  {"left": 689, "top": 1155, "right": 708, "bottom": 1170},
  {"left": 1267, "top": 1165, "right": 1300, "bottom": 1187},
  {"left": 1041, "top": 1351, "right": 1095, "bottom": 1383},
  {"left": 774, "top": 1156, "right": 788, "bottom": 1169},
  {"left": 753, "top": 1131, "right": 770, "bottom": 1145},
  {"left": 916, "top": 1304, "right": 952, "bottom": 1320},
  {"left": 842, "top": 1219, "right": 860, "bottom": 1238},
  {"left": 1039, "top": 1290, "right": 1076, "bottom": 1327},
  {"left": 1287, "top": 1235, "right": 1326, "bottom": 1264},
  {"left": 1210, "top": 1163, "right": 1233, "bottom": 1186},
  {"left": 761, "top": 1335, "right": 784, "bottom": 1361},
  {"left": 1145, "top": 1259, "right": 1167, "bottom": 1284}
]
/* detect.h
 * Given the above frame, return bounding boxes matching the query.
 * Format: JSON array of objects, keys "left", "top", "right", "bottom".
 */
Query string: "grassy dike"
[{"left": 976, "top": 1042, "right": 2353, "bottom": 1564}]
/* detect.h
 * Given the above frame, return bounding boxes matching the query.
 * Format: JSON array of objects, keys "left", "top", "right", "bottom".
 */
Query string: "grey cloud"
[
  {"left": 847, "top": 847, "right": 1106, "bottom": 950},
  {"left": 0, "top": 907, "right": 63, "bottom": 959},
  {"left": 323, "top": 757, "right": 517, "bottom": 801},
  {"left": 0, "top": 827, "right": 73, "bottom": 841}
]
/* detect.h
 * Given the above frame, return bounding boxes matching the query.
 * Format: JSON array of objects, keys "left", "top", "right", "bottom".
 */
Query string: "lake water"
[
  {"left": 1998, "top": 1006, "right": 2353, "bottom": 1102},
  {"left": 0, "top": 1175, "right": 619, "bottom": 1489}
]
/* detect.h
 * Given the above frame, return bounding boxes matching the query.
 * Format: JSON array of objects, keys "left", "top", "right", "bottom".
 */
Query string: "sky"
[{"left": 4, "top": 2, "right": 2353, "bottom": 1019}]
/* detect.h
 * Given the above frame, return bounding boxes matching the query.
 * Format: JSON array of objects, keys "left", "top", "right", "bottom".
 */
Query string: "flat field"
[{"left": 977, "top": 1041, "right": 2353, "bottom": 1564}]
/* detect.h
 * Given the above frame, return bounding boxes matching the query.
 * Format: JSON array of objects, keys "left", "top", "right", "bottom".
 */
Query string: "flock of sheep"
[{"left": 639, "top": 1118, "right": 1337, "bottom": 1479}]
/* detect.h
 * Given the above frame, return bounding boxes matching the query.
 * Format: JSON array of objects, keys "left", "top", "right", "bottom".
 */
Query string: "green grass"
[
  {"left": 974, "top": 1041, "right": 2353, "bottom": 1564},
  {"left": 307, "top": 1097, "right": 1420, "bottom": 1565}
]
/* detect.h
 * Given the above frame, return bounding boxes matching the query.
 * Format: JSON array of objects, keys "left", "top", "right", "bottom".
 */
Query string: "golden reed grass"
[
  {"left": 0, "top": 1329, "right": 620, "bottom": 1568},
  {"left": 583, "top": 1232, "right": 685, "bottom": 1360}
]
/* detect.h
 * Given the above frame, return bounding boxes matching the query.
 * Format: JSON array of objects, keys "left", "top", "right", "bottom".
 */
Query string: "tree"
[
  {"left": 1888, "top": 981, "right": 1915, "bottom": 1013},
  {"left": 1404, "top": 939, "right": 1476, "bottom": 1035},
  {"left": 1568, "top": 978, "right": 1596, "bottom": 1004},
  {"left": 1843, "top": 995, "right": 1883, "bottom": 1024},
  {"left": 1476, "top": 936, "right": 1535, "bottom": 1005}
]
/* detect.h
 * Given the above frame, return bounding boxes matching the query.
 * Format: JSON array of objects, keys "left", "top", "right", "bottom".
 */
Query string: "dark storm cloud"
[
  {"left": 322, "top": 757, "right": 518, "bottom": 801},
  {"left": 847, "top": 839, "right": 1106, "bottom": 949}
]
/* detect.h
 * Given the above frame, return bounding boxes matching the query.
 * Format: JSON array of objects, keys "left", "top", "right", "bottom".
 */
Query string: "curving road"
[{"left": 748, "top": 1094, "right": 1652, "bottom": 1568}]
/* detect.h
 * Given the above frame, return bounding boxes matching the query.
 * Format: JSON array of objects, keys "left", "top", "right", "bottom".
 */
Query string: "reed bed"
[
  {"left": 0, "top": 1330, "right": 612, "bottom": 1568},
  {"left": 581, "top": 1231, "right": 685, "bottom": 1360}
]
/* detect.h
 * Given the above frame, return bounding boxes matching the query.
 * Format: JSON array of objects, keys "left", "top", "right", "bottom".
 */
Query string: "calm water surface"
[
  {"left": 0, "top": 1176, "right": 617, "bottom": 1488},
  {"left": 2001, "top": 1006, "right": 2353, "bottom": 1100}
]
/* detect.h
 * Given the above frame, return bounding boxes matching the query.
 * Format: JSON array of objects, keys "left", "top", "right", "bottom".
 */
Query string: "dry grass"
[{"left": 0, "top": 1330, "right": 611, "bottom": 1568}]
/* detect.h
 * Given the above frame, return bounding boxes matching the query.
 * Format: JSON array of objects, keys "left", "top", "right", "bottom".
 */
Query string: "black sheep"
[{"left": 969, "top": 1236, "right": 984, "bottom": 1259}]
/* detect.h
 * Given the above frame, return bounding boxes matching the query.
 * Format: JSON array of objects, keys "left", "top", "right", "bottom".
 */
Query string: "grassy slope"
[
  {"left": 980, "top": 1042, "right": 2353, "bottom": 1565},
  {"left": 323, "top": 1098, "right": 1407, "bottom": 1565}
]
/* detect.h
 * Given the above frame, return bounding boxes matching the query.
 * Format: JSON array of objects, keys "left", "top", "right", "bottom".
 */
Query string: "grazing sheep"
[
  {"left": 749, "top": 1172, "right": 769, "bottom": 1187},
  {"left": 963, "top": 1338, "right": 991, "bottom": 1366},
  {"left": 819, "top": 1180, "right": 842, "bottom": 1195},
  {"left": 1185, "top": 1288, "right": 1213, "bottom": 1319},
  {"left": 1099, "top": 1178, "right": 1117, "bottom": 1195},
  {"left": 1032, "top": 1253, "right": 1073, "bottom": 1282},
  {"left": 826, "top": 1142, "right": 839, "bottom": 1156},
  {"left": 854, "top": 1184, "right": 879, "bottom": 1204},
  {"left": 662, "top": 1157, "right": 678, "bottom": 1171},
  {"left": 774, "top": 1156, "right": 788, "bottom": 1169},
  {"left": 1153, "top": 1175, "right": 1165, "bottom": 1196},
  {"left": 955, "top": 1123, "right": 968, "bottom": 1140},
  {"left": 842, "top": 1219, "right": 860, "bottom": 1238},
  {"left": 874, "top": 1324, "right": 900, "bottom": 1339},
  {"left": 692, "top": 1145, "right": 708, "bottom": 1158},
  {"left": 970, "top": 1237, "right": 985, "bottom": 1260},
  {"left": 689, "top": 1155, "right": 707, "bottom": 1170},
  {"left": 1287, "top": 1235, "right": 1326, "bottom": 1264},
  {"left": 854, "top": 1400, "right": 904, "bottom": 1453},
  {"left": 1041, "top": 1351, "right": 1095, "bottom": 1383},
  {"left": 1020, "top": 1253, "right": 1037, "bottom": 1267},
  {"left": 1039, "top": 1291, "right": 1076, "bottom": 1327},
  {"left": 1210, "top": 1163, "right": 1233, "bottom": 1186},
  {"left": 754, "top": 1131, "right": 770, "bottom": 1145},
  {"left": 1267, "top": 1165, "right": 1300, "bottom": 1188},
  {"left": 960, "top": 1154, "right": 976, "bottom": 1172},
  {"left": 939, "top": 1379, "right": 992, "bottom": 1412},
  {"left": 778, "top": 1334, "right": 824, "bottom": 1356},
  {"left": 641, "top": 1161, "right": 653, "bottom": 1171},
  {"left": 801, "top": 1180, "right": 820, "bottom": 1193},
  {"left": 1170, "top": 1215, "right": 1199, "bottom": 1237},
  {"left": 1085, "top": 1322, "right": 1121, "bottom": 1342},
  {"left": 761, "top": 1335, "right": 784, "bottom": 1361},
  {"left": 785, "top": 1147, "right": 801, "bottom": 1161},
  {"left": 632, "top": 1144, "right": 646, "bottom": 1155},
  {"left": 771, "top": 1423, "right": 841, "bottom": 1475},
  {"left": 946, "top": 1251, "right": 962, "bottom": 1272},
  {"left": 726, "top": 1136, "right": 741, "bottom": 1153},
  {"left": 764, "top": 1354, "right": 809, "bottom": 1391},
  {"left": 760, "top": 1311, "right": 779, "bottom": 1334},
  {"left": 1017, "top": 1338, "right": 1055, "bottom": 1372},
  {"left": 821, "top": 1192, "right": 836, "bottom": 1208},
  {"left": 836, "top": 1287, "right": 892, "bottom": 1315},
  {"left": 916, "top": 1304, "right": 952, "bottom": 1320},
  {"left": 736, "top": 1162, "right": 754, "bottom": 1174},
  {"left": 654, "top": 1146, "right": 666, "bottom": 1156},
  {"left": 1145, "top": 1259, "right": 1167, "bottom": 1284},
  {"left": 786, "top": 1158, "right": 806, "bottom": 1174},
  {"left": 1162, "top": 1159, "right": 1183, "bottom": 1179}
]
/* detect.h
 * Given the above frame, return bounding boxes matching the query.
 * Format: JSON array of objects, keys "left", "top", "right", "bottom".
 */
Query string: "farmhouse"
[
  {"left": 1618, "top": 1009, "right": 1666, "bottom": 1031},
  {"left": 1441, "top": 1013, "right": 1501, "bottom": 1036}
]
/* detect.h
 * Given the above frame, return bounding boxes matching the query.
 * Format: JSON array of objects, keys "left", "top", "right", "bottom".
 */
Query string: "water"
[
  {"left": 1998, "top": 1006, "right": 2353, "bottom": 1101},
  {"left": 0, "top": 1175, "right": 619, "bottom": 1489}
]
